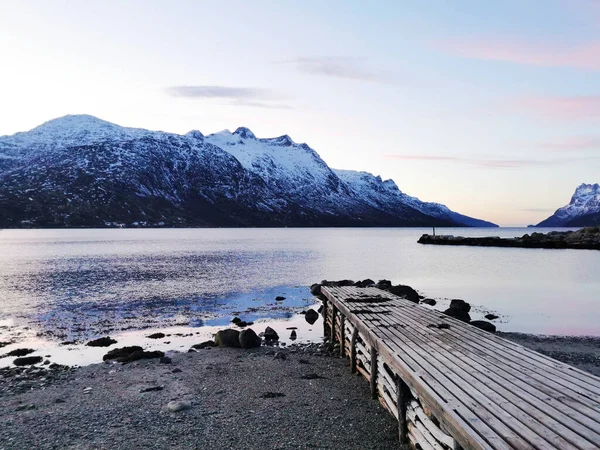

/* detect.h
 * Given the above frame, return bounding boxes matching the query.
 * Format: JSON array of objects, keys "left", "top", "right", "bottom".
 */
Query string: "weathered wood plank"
[{"left": 322, "top": 285, "right": 600, "bottom": 450}]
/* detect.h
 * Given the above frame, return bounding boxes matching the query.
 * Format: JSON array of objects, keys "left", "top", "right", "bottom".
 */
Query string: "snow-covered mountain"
[
  {"left": 537, "top": 183, "right": 600, "bottom": 227},
  {"left": 0, "top": 115, "right": 497, "bottom": 228}
]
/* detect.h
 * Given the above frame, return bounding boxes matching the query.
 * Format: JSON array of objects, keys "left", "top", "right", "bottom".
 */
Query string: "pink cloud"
[
  {"left": 383, "top": 154, "right": 593, "bottom": 168},
  {"left": 538, "top": 136, "right": 600, "bottom": 151},
  {"left": 511, "top": 95, "right": 600, "bottom": 119},
  {"left": 436, "top": 39, "right": 600, "bottom": 70}
]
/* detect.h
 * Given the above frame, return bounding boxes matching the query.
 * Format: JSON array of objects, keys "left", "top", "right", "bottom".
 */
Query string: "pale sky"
[{"left": 1, "top": 0, "right": 599, "bottom": 226}]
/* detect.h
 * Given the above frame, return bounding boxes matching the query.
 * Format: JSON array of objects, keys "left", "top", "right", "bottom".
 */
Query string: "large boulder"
[
  {"left": 305, "top": 309, "right": 319, "bottom": 325},
  {"left": 310, "top": 284, "right": 321, "bottom": 295},
  {"left": 470, "top": 321, "right": 496, "bottom": 333},
  {"left": 214, "top": 329, "right": 241, "bottom": 348},
  {"left": 6, "top": 348, "right": 35, "bottom": 357},
  {"left": 103, "top": 346, "right": 164, "bottom": 363},
  {"left": 320, "top": 279, "right": 355, "bottom": 287},
  {"left": 375, "top": 279, "right": 392, "bottom": 290},
  {"left": 86, "top": 337, "right": 117, "bottom": 347},
  {"left": 354, "top": 279, "right": 376, "bottom": 288},
  {"left": 387, "top": 284, "right": 420, "bottom": 303},
  {"left": 239, "top": 329, "right": 262, "bottom": 348},
  {"left": 13, "top": 356, "right": 43, "bottom": 366},
  {"left": 443, "top": 299, "right": 471, "bottom": 322},
  {"left": 263, "top": 326, "right": 279, "bottom": 341}
]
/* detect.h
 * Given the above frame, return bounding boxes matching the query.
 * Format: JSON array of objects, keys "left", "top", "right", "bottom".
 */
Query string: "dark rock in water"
[
  {"left": 147, "top": 333, "right": 166, "bottom": 339},
  {"left": 444, "top": 299, "right": 471, "bottom": 322},
  {"left": 275, "top": 296, "right": 286, "bottom": 301},
  {"left": 86, "top": 337, "right": 117, "bottom": 347},
  {"left": 449, "top": 299, "right": 471, "bottom": 312},
  {"left": 421, "top": 298, "right": 437, "bottom": 306},
  {"left": 239, "top": 329, "right": 261, "bottom": 348},
  {"left": 103, "top": 346, "right": 164, "bottom": 363},
  {"left": 484, "top": 314, "right": 499, "bottom": 320},
  {"left": 387, "top": 284, "right": 420, "bottom": 303},
  {"left": 159, "top": 356, "right": 172, "bottom": 364},
  {"left": 376, "top": 279, "right": 392, "bottom": 290},
  {"left": 6, "top": 348, "right": 35, "bottom": 357},
  {"left": 305, "top": 309, "right": 319, "bottom": 325},
  {"left": 13, "top": 356, "right": 43, "bottom": 366},
  {"left": 317, "top": 305, "right": 323, "bottom": 314},
  {"left": 354, "top": 278, "right": 376, "bottom": 288},
  {"left": 59, "top": 340, "right": 77, "bottom": 346},
  {"left": 233, "top": 320, "right": 251, "bottom": 327},
  {"left": 231, "top": 317, "right": 242, "bottom": 324},
  {"left": 191, "top": 340, "right": 217, "bottom": 350},
  {"left": 321, "top": 279, "right": 355, "bottom": 287},
  {"left": 0, "top": 341, "right": 12, "bottom": 348},
  {"left": 264, "top": 326, "right": 279, "bottom": 341},
  {"left": 470, "top": 321, "right": 496, "bottom": 333},
  {"left": 310, "top": 284, "right": 321, "bottom": 295},
  {"left": 290, "top": 330, "right": 297, "bottom": 340},
  {"left": 214, "top": 329, "right": 241, "bottom": 348}
]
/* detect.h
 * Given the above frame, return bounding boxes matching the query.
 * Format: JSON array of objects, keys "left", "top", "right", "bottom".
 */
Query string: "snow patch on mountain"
[{"left": 537, "top": 183, "right": 600, "bottom": 227}]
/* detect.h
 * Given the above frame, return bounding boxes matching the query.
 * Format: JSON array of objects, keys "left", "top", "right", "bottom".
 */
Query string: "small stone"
[
  {"left": 54, "top": 398, "right": 66, "bottom": 404},
  {"left": 147, "top": 333, "right": 166, "bottom": 339},
  {"left": 166, "top": 401, "right": 191, "bottom": 412},
  {"left": 171, "top": 368, "right": 182, "bottom": 374},
  {"left": 484, "top": 314, "right": 499, "bottom": 320},
  {"left": 274, "top": 352, "right": 287, "bottom": 360},
  {"left": 159, "top": 356, "right": 172, "bottom": 364},
  {"left": 140, "top": 386, "right": 164, "bottom": 393},
  {"left": 421, "top": 298, "right": 437, "bottom": 306},
  {"left": 275, "top": 296, "right": 286, "bottom": 301},
  {"left": 290, "top": 330, "right": 297, "bottom": 340}
]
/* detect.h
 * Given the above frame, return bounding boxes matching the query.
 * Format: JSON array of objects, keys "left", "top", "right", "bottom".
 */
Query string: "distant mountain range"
[
  {"left": 537, "top": 183, "right": 600, "bottom": 227},
  {"left": 0, "top": 115, "right": 497, "bottom": 228}
]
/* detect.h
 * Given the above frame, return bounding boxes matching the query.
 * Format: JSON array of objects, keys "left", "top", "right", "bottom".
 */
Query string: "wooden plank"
[
  {"left": 376, "top": 299, "right": 600, "bottom": 442},
  {"left": 370, "top": 345, "right": 378, "bottom": 400},
  {"left": 408, "top": 403, "right": 456, "bottom": 448},
  {"left": 397, "top": 376, "right": 409, "bottom": 445},
  {"left": 350, "top": 327, "right": 358, "bottom": 373},
  {"left": 340, "top": 286, "right": 600, "bottom": 390},
  {"left": 370, "top": 314, "right": 572, "bottom": 450},
  {"left": 374, "top": 294, "right": 600, "bottom": 422},
  {"left": 322, "top": 286, "right": 508, "bottom": 450},
  {"left": 375, "top": 313, "right": 594, "bottom": 450},
  {"left": 340, "top": 314, "right": 346, "bottom": 357}
]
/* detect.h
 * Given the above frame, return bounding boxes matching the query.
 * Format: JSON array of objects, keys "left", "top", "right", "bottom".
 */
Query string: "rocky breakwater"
[{"left": 418, "top": 227, "right": 600, "bottom": 250}]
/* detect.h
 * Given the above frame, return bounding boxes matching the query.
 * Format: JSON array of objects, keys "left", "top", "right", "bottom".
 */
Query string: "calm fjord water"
[{"left": 0, "top": 227, "right": 598, "bottom": 338}]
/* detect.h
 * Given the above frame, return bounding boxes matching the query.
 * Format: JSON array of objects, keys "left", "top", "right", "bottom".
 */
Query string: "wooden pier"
[{"left": 320, "top": 286, "right": 600, "bottom": 450}]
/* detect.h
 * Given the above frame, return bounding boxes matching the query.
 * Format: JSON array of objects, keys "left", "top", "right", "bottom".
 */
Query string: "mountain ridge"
[
  {"left": 537, "top": 183, "right": 600, "bottom": 227},
  {"left": 0, "top": 114, "right": 497, "bottom": 228}
]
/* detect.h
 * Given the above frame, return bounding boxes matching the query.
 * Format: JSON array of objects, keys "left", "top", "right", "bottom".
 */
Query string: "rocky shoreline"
[{"left": 418, "top": 227, "right": 600, "bottom": 250}]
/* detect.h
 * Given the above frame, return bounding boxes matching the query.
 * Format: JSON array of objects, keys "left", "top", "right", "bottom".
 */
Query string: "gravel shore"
[
  {"left": 500, "top": 332, "right": 600, "bottom": 376},
  {"left": 0, "top": 345, "right": 400, "bottom": 450},
  {"left": 1, "top": 333, "right": 598, "bottom": 450}
]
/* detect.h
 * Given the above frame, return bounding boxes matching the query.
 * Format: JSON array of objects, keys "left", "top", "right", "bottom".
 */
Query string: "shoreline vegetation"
[
  {"left": 418, "top": 227, "right": 600, "bottom": 250},
  {"left": 1, "top": 280, "right": 599, "bottom": 448}
]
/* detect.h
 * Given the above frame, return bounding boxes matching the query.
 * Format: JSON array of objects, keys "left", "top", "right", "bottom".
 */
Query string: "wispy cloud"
[
  {"left": 164, "top": 85, "right": 292, "bottom": 109},
  {"left": 510, "top": 95, "right": 600, "bottom": 120},
  {"left": 383, "top": 154, "right": 591, "bottom": 168},
  {"left": 538, "top": 136, "right": 600, "bottom": 151},
  {"left": 278, "top": 57, "right": 396, "bottom": 84},
  {"left": 435, "top": 38, "right": 600, "bottom": 70}
]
